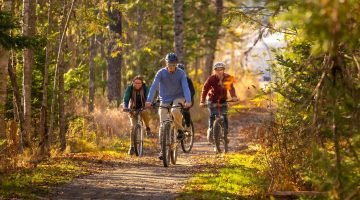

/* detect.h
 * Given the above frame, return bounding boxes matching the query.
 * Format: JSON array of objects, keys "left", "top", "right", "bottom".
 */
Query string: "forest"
[{"left": 0, "top": 0, "right": 359, "bottom": 199}]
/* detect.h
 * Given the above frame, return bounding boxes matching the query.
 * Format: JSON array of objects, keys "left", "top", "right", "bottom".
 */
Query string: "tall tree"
[
  {"left": 0, "top": 0, "right": 12, "bottom": 140},
  {"left": 203, "top": 0, "right": 223, "bottom": 79},
  {"left": 22, "top": 0, "right": 36, "bottom": 147},
  {"left": 0, "top": 50, "right": 9, "bottom": 140},
  {"left": 173, "top": 0, "right": 184, "bottom": 63},
  {"left": 107, "top": 1, "right": 122, "bottom": 106},
  {"left": 48, "top": 0, "right": 76, "bottom": 150},
  {"left": 88, "top": 35, "right": 96, "bottom": 112},
  {"left": 39, "top": 0, "right": 53, "bottom": 156}
]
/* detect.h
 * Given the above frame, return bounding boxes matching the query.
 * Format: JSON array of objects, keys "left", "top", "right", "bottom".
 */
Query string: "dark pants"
[
  {"left": 208, "top": 104, "right": 228, "bottom": 132},
  {"left": 182, "top": 108, "right": 191, "bottom": 127}
]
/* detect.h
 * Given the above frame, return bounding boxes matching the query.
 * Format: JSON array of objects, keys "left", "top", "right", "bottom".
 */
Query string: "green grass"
[
  {"left": 179, "top": 152, "right": 269, "bottom": 200},
  {"left": 0, "top": 159, "right": 93, "bottom": 199}
]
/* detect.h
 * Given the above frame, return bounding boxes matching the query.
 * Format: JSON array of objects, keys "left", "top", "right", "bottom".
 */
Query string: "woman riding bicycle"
[
  {"left": 200, "top": 62, "right": 238, "bottom": 144},
  {"left": 123, "top": 75, "right": 152, "bottom": 155}
]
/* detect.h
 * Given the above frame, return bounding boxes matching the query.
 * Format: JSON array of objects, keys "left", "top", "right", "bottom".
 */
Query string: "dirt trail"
[{"left": 50, "top": 108, "right": 270, "bottom": 200}]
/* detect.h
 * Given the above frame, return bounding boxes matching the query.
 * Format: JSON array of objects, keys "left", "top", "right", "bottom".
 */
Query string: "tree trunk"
[
  {"left": 203, "top": 0, "right": 223, "bottom": 80},
  {"left": 22, "top": 0, "right": 36, "bottom": 148},
  {"left": 98, "top": 33, "right": 107, "bottom": 95},
  {"left": 0, "top": 50, "right": 9, "bottom": 140},
  {"left": 8, "top": 60, "right": 26, "bottom": 153},
  {"left": 107, "top": 1, "right": 122, "bottom": 106},
  {"left": 48, "top": 0, "right": 76, "bottom": 148},
  {"left": 135, "top": 5, "right": 143, "bottom": 74},
  {"left": 0, "top": 0, "right": 12, "bottom": 141},
  {"left": 58, "top": 61, "right": 66, "bottom": 151},
  {"left": 39, "top": 0, "right": 53, "bottom": 157},
  {"left": 173, "top": 0, "right": 184, "bottom": 63},
  {"left": 88, "top": 35, "right": 96, "bottom": 112}
]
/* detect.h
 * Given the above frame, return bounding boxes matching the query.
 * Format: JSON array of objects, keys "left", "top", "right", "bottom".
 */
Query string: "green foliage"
[
  {"left": 68, "top": 138, "right": 98, "bottom": 153},
  {"left": 261, "top": 0, "right": 360, "bottom": 198},
  {"left": 0, "top": 11, "right": 44, "bottom": 50},
  {"left": 64, "top": 63, "right": 88, "bottom": 96},
  {"left": 180, "top": 152, "right": 268, "bottom": 200}
]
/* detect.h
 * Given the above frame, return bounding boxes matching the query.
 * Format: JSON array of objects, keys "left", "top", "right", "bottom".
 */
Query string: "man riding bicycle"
[
  {"left": 200, "top": 62, "right": 238, "bottom": 144},
  {"left": 145, "top": 53, "right": 192, "bottom": 160},
  {"left": 123, "top": 75, "right": 152, "bottom": 155}
]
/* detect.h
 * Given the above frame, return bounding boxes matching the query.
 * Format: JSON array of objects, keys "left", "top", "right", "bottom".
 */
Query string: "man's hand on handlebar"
[
  {"left": 145, "top": 102, "right": 152, "bottom": 108},
  {"left": 231, "top": 97, "right": 239, "bottom": 102},
  {"left": 184, "top": 102, "right": 192, "bottom": 108},
  {"left": 199, "top": 102, "right": 207, "bottom": 108}
]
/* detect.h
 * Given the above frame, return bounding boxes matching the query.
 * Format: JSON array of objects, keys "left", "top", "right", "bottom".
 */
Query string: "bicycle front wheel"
[
  {"left": 161, "top": 121, "right": 172, "bottom": 167},
  {"left": 170, "top": 126, "right": 178, "bottom": 165},
  {"left": 132, "top": 124, "right": 143, "bottom": 157},
  {"left": 213, "top": 118, "right": 228, "bottom": 153}
]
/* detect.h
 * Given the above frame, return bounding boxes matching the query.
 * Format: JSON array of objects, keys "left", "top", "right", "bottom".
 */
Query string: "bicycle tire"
[
  {"left": 181, "top": 121, "right": 194, "bottom": 153},
  {"left": 170, "top": 125, "right": 178, "bottom": 164},
  {"left": 213, "top": 118, "right": 225, "bottom": 153},
  {"left": 161, "top": 121, "right": 171, "bottom": 167},
  {"left": 132, "top": 124, "right": 143, "bottom": 157}
]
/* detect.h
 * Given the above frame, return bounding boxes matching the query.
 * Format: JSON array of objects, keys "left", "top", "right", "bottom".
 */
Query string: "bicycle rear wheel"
[
  {"left": 213, "top": 118, "right": 227, "bottom": 153},
  {"left": 132, "top": 124, "right": 143, "bottom": 157},
  {"left": 181, "top": 121, "right": 194, "bottom": 153},
  {"left": 161, "top": 121, "right": 171, "bottom": 167}
]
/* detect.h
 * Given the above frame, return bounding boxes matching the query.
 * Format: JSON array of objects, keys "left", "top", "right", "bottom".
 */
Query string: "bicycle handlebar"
[
  {"left": 123, "top": 108, "right": 146, "bottom": 113},
  {"left": 151, "top": 102, "right": 184, "bottom": 109},
  {"left": 202, "top": 99, "right": 239, "bottom": 108}
]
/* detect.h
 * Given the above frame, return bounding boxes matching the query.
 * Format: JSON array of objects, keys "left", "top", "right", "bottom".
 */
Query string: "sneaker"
[
  {"left": 158, "top": 152, "right": 163, "bottom": 160},
  {"left": 213, "top": 146, "right": 218, "bottom": 153},
  {"left": 184, "top": 125, "right": 191, "bottom": 132},
  {"left": 177, "top": 130, "right": 185, "bottom": 140},
  {"left": 128, "top": 147, "right": 135, "bottom": 155},
  {"left": 207, "top": 128, "right": 214, "bottom": 144}
]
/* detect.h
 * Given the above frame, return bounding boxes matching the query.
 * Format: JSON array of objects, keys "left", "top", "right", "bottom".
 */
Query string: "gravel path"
[{"left": 50, "top": 108, "right": 270, "bottom": 200}]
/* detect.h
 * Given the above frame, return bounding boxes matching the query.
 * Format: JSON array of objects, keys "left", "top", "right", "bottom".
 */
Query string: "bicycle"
[
  {"left": 153, "top": 103, "right": 185, "bottom": 167},
  {"left": 204, "top": 100, "right": 236, "bottom": 153},
  {"left": 123, "top": 108, "right": 146, "bottom": 157}
]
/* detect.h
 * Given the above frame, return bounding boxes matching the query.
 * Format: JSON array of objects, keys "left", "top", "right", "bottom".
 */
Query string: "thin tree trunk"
[
  {"left": 159, "top": 0, "right": 164, "bottom": 56},
  {"left": 22, "top": 0, "right": 36, "bottom": 148},
  {"left": 39, "top": 0, "right": 53, "bottom": 156},
  {"left": 173, "top": 0, "right": 184, "bottom": 63},
  {"left": 58, "top": 61, "right": 65, "bottom": 151},
  {"left": 203, "top": 0, "right": 223, "bottom": 80},
  {"left": 193, "top": 56, "right": 199, "bottom": 81},
  {"left": 98, "top": 33, "right": 107, "bottom": 95},
  {"left": 48, "top": 0, "right": 76, "bottom": 147},
  {"left": 107, "top": 1, "right": 122, "bottom": 106},
  {"left": 88, "top": 35, "right": 96, "bottom": 113},
  {"left": 8, "top": 60, "right": 26, "bottom": 153},
  {"left": 135, "top": 6, "right": 143, "bottom": 74}
]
